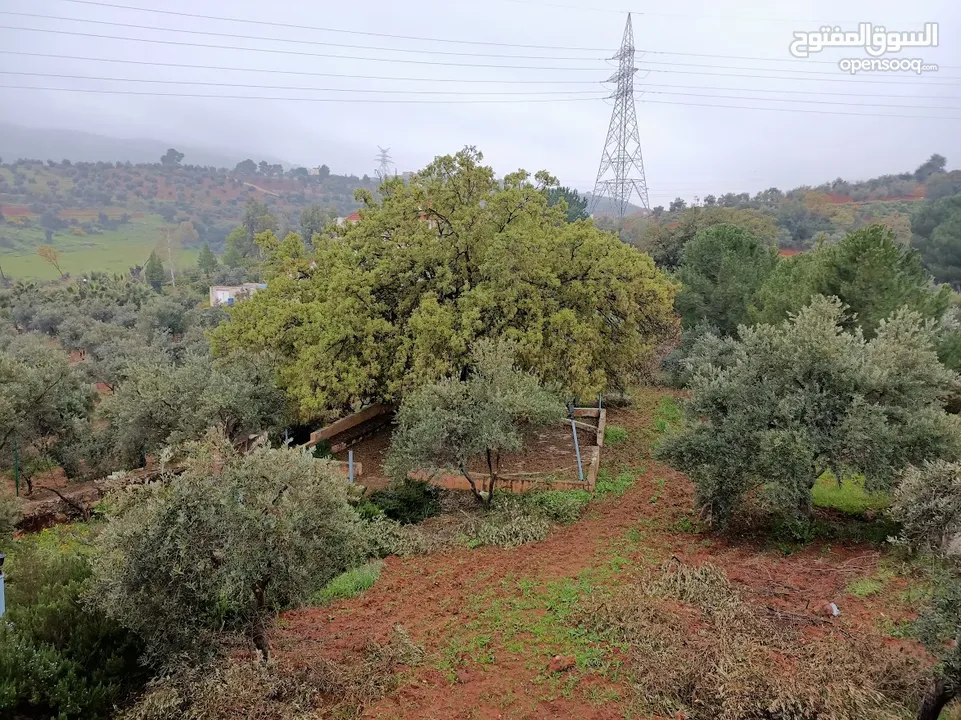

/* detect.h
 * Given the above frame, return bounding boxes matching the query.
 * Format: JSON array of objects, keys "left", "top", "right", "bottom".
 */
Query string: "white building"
[{"left": 209, "top": 283, "right": 267, "bottom": 307}]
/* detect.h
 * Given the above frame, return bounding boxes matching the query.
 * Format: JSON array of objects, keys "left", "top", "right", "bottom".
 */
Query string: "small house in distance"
[{"left": 209, "top": 283, "right": 267, "bottom": 307}]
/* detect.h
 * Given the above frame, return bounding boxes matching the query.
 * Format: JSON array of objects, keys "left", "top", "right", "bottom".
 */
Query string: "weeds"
[
  {"left": 847, "top": 576, "right": 885, "bottom": 598},
  {"left": 812, "top": 473, "right": 890, "bottom": 515},
  {"left": 568, "top": 560, "right": 924, "bottom": 720},
  {"left": 595, "top": 468, "right": 637, "bottom": 497},
  {"left": 652, "top": 396, "right": 681, "bottom": 434},
  {"left": 312, "top": 561, "right": 383, "bottom": 605},
  {"left": 603, "top": 425, "right": 629, "bottom": 445},
  {"left": 526, "top": 490, "right": 592, "bottom": 524}
]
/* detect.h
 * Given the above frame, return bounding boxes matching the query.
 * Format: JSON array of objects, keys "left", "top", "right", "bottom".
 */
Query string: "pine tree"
[
  {"left": 197, "top": 243, "right": 218, "bottom": 277},
  {"left": 144, "top": 251, "right": 165, "bottom": 291}
]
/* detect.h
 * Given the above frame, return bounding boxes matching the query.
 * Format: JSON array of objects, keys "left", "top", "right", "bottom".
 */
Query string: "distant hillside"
[
  {"left": 0, "top": 123, "right": 290, "bottom": 169},
  {"left": 584, "top": 192, "right": 645, "bottom": 218}
]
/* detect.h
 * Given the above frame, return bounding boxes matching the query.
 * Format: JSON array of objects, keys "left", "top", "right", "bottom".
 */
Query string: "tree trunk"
[
  {"left": 250, "top": 581, "right": 270, "bottom": 662},
  {"left": 917, "top": 676, "right": 955, "bottom": 720},
  {"left": 460, "top": 463, "right": 485, "bottom": 505}
]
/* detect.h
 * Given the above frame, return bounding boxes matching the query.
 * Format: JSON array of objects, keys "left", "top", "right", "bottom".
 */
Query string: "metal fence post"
[
  {"left": 348, "top": 450, "right": 354, "bottom": 484},
  {"left": 568, "top": 403, "right": 584, "bottom": 483}
]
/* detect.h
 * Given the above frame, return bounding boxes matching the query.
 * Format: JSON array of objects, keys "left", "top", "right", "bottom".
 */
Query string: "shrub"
[
  {"left": 892, "top": 460, "right": 961, "bottom": 558},
  {"left": 89, "top": 438, "right": 370, "bottom": 666},
  {"left": 0, "top": 525, "right": 147, "bottom": 719},
  {"left": 368, "top": 479, "right": 441, "bottom": 525},
  {"left": 0, "top": 488, "right": 22, "bottom": 541}
]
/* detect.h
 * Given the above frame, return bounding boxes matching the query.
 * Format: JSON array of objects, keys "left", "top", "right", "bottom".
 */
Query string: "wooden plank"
[
  {"left": 571, "top": 420, "right": 598, "bottom": 435},
  {"left": 596, "top": 408, "right": 607, "bottom": 448},
  {"left": 572, "top": 407, "right": 600, "bottom": 418},
  {"left": 586, "top": 446, "right": 601, "bottom": 490},
  {"left": 307, "top": 403, "right": 391, "bottom": 447}
]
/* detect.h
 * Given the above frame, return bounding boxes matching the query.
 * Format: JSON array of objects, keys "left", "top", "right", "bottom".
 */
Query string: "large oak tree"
[{"left": 213, "top": 147, "right": 677, "bottom": 420}]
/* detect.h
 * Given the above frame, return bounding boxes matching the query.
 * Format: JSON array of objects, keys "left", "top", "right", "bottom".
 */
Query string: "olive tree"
[
  {"left": 94, "top": 350, "right": 287, "bottom": 471},
  {"left": 0, "top": 334, "right": 95, "bottom": 493},
  {"left": 89, "top": 438, "right": 369, "bottom": 666},
  {"left": 891, "top": 462, "right": 961, "bottom": 719},
  {"left": 385, "top": 340, "right": 565, "bottom": 505},
  {"left": 656, "top": 296, "right": 961, "bottom": 527}
]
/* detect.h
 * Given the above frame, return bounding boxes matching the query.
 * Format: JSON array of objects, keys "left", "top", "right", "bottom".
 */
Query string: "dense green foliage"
[
  {"left": 385, "top": 339, "right": 565, "bottom": 504},
  {"left": 891, "top": 461, "right": 961, "bottom": 716},
  {"left": 546, "top": 186, "right": 589, "bottom": 222},
  {"left": 1, "top": 270, "right": 285, "bottom": 478},
  {"left": 657, "top": 296, "right": 961, "bottom": 527},
  {"left": 634, "top": 206, "right": 779, "bottom": 270},
  {"left": 0, "top": 526, "right": 146, "bottom": 719},
  {"left": 367, "top": 480, "right": 442, "bottom": 525},
  {"left": 674, "top": 224, "right": 779, "bottom": 336},
  {"left": 213, "top": 148, "right": 677, "bottom": 420},
  {"left": 0, "top": 332, "right": 95, "bottom": 493},
  {"left": 912, "top": 195, "right": 961, "bottom": 288},
  {"left": 753, "top": 225, "right": 951, "bottom": 335},
  {"left": 90, "top": 438, "right": 370, "bottom": 666}
]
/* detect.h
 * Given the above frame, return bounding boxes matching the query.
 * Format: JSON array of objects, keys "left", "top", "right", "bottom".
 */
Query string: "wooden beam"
[
  {"left": 306, "top": 403, "right": 392, "bottom": 447},
  {"left": 596, "top": 408, "right": 607, "bottom": 448}
]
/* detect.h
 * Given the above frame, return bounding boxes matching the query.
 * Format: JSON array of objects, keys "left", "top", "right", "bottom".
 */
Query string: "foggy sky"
[{"left": 1, "top": 0, "right": 959, "bottom": 206}]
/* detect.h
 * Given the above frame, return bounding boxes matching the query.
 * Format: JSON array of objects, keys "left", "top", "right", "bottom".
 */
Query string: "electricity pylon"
[{"left": 590, "top": 14, "right": 650, "bottom": 217}]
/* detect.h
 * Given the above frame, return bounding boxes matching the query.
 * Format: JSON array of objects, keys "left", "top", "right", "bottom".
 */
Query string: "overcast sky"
[{"left": 1, "top": 0, "right": 959, "bottom": 206}]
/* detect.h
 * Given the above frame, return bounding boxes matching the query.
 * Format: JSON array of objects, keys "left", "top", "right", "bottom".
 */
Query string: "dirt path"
[{"left": 273, "top": 389, "right": 924, "bottom": 719}]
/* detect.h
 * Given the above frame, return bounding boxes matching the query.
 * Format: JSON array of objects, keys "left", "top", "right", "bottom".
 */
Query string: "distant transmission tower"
[
  {"left": 590, "top": 14, "right": 650, "bottom": 217},
  {"left": 375, "top": 146, "right": 394, "bottom": 180}
]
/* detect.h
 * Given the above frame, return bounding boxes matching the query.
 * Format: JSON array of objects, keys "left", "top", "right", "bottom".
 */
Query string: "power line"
[
  {"left": 636, "top": 58, "right": 961, "bottom": 79},
  {"left": 636, "top": 88, "right": 961, "bottom": 111},
  {"left": 0, "top": 50, "right": 603, "bottom": 84},
  {"left": 636, "top": 82, "right": 953, "bottom": 100},
  {"left": 38, "top": 0, "right": 959, "bottom": 69},
  {"left": 3, "top": 84, "right": 954, "bottom": 120},
  {"left": 0, "top": 84, "right": 612, "bottom": 103},
  {"left": 5, "top": 25, "right": 957, "bottom": 88},
  {"left": 0, "top": 71, "right": 608, "bottom": 95},
  {"left": 0, "top": 11, "right": 607, "bottom": 60},
  {"left": 636, "top": 47, "right": 961, "bottom": 71},
  {"left": 495, "top": 0, "right": 865, "bottom": 23},
  {"left": 0, "top": 25, "right": 606, "bottom": 71},
  {"left": 7, "top": 70, "right": 948, "bottom": 103},
  {"left": 638, "top": 67, "right": 961, "bottom": 87},
  {"left": 46, "top": 0, "right": 614, "bottom": 52},
  {"left": 637, "top": 97, "right": 961, "bottom": 120}
]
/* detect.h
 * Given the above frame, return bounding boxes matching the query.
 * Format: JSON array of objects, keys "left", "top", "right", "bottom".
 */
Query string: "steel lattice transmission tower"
[
  {"left": 375, "top": 146, "right": 394, "bottom": 181},
  {"left": 590, "top": 14, "right": 649, "bottom": 217}
]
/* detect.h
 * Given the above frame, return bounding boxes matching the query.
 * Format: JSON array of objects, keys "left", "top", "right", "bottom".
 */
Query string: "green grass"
[
  {"left": 311, "top": 560, "right": 383, "bottom": 605},
  {"left": 594, "top": 468, "right": 638, "bottom": 497},
  {"left": 0, "top": 214, "right": 199, "bottom": 279},
  {"left": 603, "top": 425, "right": 629, "bottom": 445},
  {"left": 652, "top": 396, "right": 681, "bottom": 434},
  {"left": 846, "top": 576, "right": 885, "bottom": 598},
  {"left": 812, "top": 473, "right": 890, "bottom": 515}
]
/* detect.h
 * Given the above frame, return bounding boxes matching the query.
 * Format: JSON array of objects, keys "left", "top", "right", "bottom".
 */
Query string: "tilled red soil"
[{"left": 274, "top": 392, "right": 924, "bottom": 719}]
